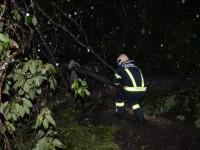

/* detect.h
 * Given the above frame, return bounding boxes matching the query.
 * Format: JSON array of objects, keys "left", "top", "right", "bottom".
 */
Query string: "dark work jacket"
[{"left": 114, "top": 60, "right": 145, "bottom": 93}]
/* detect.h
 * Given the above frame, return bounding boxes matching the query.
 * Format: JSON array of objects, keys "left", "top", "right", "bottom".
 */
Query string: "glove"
[{"left": 111, "top": 88, "right": 119, "bottom": 97}]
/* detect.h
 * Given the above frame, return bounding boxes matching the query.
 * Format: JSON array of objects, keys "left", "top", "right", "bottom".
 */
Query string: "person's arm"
[
  {"left": 112, "top": 68, "right": 121, "bottom": 96},
  {"left": 114, "top": 68, "right": 122, "bottom": 87}
]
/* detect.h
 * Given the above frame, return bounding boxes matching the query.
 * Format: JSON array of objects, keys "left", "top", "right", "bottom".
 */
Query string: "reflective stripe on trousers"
[
  {"left": 116, "top": 102, "right": 124, "bottom": 107},
  {"left": 132, "top": 104, "right": 140, "bottom": 110}
]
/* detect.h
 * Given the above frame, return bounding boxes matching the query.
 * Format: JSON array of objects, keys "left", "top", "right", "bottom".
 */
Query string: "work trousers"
[{"left": 115, "top": 89, "right": 145, "bottom": 121}]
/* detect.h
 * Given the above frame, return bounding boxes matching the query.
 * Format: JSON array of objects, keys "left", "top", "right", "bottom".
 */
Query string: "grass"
[{"left": 55, "top": 107, "right": 119, "bottom": 150}]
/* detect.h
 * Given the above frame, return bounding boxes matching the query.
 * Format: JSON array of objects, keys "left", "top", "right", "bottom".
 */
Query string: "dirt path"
[{"left": 87, "top": 107, "right": 200, "bottom": 150}]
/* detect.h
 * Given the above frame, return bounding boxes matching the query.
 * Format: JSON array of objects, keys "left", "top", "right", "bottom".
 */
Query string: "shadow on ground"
[{"left": 84, "top": 100, "right": 200, "bottom": 150}]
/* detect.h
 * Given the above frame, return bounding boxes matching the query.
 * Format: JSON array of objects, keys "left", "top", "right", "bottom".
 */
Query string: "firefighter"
[{"left": 113, "top": 54, "right": 147, "bottom": 122}]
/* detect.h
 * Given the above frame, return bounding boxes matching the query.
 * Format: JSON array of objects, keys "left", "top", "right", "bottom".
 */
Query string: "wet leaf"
[
  {"left": 45, "top": 114, "right": 56, "bottom": 126},
  {"left": 52, "top": 139, "right": 63, "bottom": 148}
]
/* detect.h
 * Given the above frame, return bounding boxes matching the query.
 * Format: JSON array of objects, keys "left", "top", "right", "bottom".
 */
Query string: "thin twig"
[
  {"left": 35, "top": 4, "right": 115, "bottom": 72},
  {"left": 0, "top": 122, "right": 11, "bottom": 150}
]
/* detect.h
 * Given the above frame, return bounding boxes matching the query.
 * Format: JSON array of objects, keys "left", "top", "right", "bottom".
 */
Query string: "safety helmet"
[{"left": 117, "top": 54, "right": 129, "bottom": 65}]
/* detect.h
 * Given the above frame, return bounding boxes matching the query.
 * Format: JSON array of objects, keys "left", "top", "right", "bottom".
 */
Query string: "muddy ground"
[{"left": 81, "top": 99, "right": 200, "bottom": 150}]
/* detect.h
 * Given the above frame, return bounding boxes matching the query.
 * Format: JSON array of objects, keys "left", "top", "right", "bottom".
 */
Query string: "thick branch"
[{"left": 73, "top": 66, "right": 112, "bottom": 85}]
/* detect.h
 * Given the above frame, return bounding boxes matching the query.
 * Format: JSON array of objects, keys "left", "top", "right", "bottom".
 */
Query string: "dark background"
[{"left": 35, "top": 0, "right": 200, "bottom": 76}]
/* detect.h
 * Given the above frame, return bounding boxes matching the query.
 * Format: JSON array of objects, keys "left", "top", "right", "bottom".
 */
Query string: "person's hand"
[{"left": 111, "top": 88, "right": 119, "bottom": 96}]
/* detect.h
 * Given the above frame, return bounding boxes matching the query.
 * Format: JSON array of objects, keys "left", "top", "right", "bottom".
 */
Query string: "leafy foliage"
[
  {"left": 55, "top": 108, "right": 119, "bottom": 150},
  {"left": 0, "top": 59, "right": 62, "bottom": 149},
  {"left": 144, "top": 89, "right": 200, "bottom": 128},
  {"left": 32, "top": 130, "right": 64, "bottom": 150},
  {"left": 71, "top": 78, "right": 90, "bottom": 98}
]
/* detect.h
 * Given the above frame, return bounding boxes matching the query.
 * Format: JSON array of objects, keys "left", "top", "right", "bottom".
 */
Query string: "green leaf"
[
  {"left": 25, "top": 94, "right": 30, "bottom": 99},
  {"left": 12, "top": 10, "right": 21, "bottom": 22},
  {"left": 29, "top": 61, "right": 37, "bottom": 74},
  {"left": 18, "top": 105, "right": 25, "bottom": 117},
  {"left": 4, "top": 105, "right": 10, "bottom": 115},
  {"left": 29, "top": 89, "right": 36, "bottom": 100},
  {"left": 84, "top": 89, "right": 90, "bottom": 96},
  {"left": 71, "top": 80, "right": 79, "bottom": 89},
  {"left": 74, "top": 90, "right": 78, "bottom": 98},
  {"left": 78, "top": 87, "right": 82, "bottom": 95},
  {"left": 0, "top": 33, "right": 10, "bottom": 42},
  {"left": 37, "top": 130, "right": 45, "bottom": 139},
  {"left": 36, "top": 89, "right": 42, "bottom": 94},
  {"left": 25, "top": 15, "right": 32, "bottom": 26},
  {"left": 17, "top": 89, "right": 24, "bottom": 95},
  {"left": 22, "top": 62, "right": 29, "bottom": 73},
  {"left": 45, "top": 114, "right": 56, "bottom": 126},
  {"left": 2, "top": 42, "right": 9, "bottom": 48},
  {"left": 75, "top": 80, "right": 79, "bottom": 89},
  {"left": 35, "top": 117, "right": 40, "bottom": 128},
  {"left": 2, "top": 101, "right": 9, "bottom": 110},
  {"left": 78, "top": 79, "right": 87, "bottom": 86},
  {"left": 15, "top": 103, "right": 20, "bottom": 113},
  {"left": 22, "top": 98, "right": 33, "bottom": 107},
  {"left": 80, "top": 90, "right": 85, "bottom": 97},
  {"left": 42, "top": 69, "right": 46, "bottom": 74},
  {"left": 13, "top": 72, "right": 21, "bottom": 81},
  {"left": 2, "top": 83, "right": 10, "bottom": 95},
  {"left": 9, "top": 123, "right": 16, "bottom": 132},
  {"left": 34, "top": 76, "right": 40, "bottom": 86},
  {"left": 23, "top": 104, "right": 30, "bottom": 114},
  {"left": 43, "top": 118, "right": 49, "bottom": 129},
  {"left": 52, "top": 139, "right": 63, "bottom": 148},
  {"left": 45, "top": 63, "right": 56, "bottom": 75},
  {"left": 12, "top": 113, "right": 17, "bottom": 121},
  {"left": 36, "top": 137, "right": 50, "bottom": 150},
  {"left": 32, "top": 16, "right": 38, "bottom": 26},
  {"left": 26, "top": 78, "right": 34, "bottom": 85},
  {"left": 39, "top": 76, "right": 47, "bottom": 85},
  {"left": 19, "top": 77, "right": 25, "bottom": 87},
  {"left": 50, "top": 78, "right": 57, "bottom": 90},
  {"left": 35, "top": 115, "right": 42, "bottom": 128},
  {"left": 7, "top": 113, "right": 12, "bottom": 120},
  {"left": 13, "top": 77, "right": 22, "bottom": 90},
  {"left": 23, "top": 82, "right": 30, "bottom": 93}
]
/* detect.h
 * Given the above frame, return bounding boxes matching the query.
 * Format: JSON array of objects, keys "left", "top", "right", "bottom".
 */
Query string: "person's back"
[
  {"left": 117, "top": 60, "right": 144, "bottom": 89},
  {"left": 113, "top": 54, "right": 147, "bottom": 122}
]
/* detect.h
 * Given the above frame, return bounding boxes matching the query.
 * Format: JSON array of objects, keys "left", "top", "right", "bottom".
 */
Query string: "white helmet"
[{"left": 117, "top": 54, "right": 129, "bottom": 65}]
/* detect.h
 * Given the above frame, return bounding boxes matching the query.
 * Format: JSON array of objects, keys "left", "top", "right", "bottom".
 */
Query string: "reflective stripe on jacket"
[{"left": 114, "top": 60, "right": 147, "bottom": 92}]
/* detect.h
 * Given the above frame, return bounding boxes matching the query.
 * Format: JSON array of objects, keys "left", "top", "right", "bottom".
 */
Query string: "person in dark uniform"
[{"left": 113, "top": 54, "right": 147, "bottom": 122}]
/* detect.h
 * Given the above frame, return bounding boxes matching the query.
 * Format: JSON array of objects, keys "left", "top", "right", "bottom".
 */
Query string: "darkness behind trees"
[{"left": 37, "top": 0, "right": 200, "bottom": 76}]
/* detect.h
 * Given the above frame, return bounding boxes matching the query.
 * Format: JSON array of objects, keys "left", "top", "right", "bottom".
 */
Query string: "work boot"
[
  {"left": 115, "top": 112, "right": 125, "bottom": 118},
  {"left": 137, "top": 115, "right": 144, "bottom": 123},
  {"left": 134, "top": 109, "right": 144, "bottom": 123}
]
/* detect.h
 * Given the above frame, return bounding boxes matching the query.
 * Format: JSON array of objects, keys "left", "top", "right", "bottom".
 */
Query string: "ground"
[{"left": 83, "top": 100, "right": 200, "bottom": 150}]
